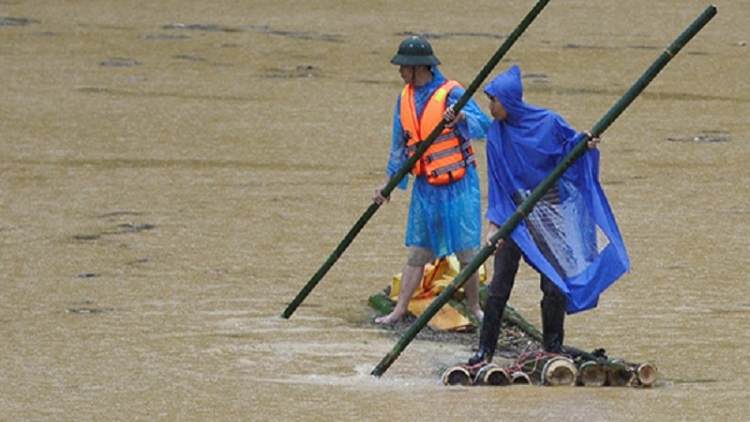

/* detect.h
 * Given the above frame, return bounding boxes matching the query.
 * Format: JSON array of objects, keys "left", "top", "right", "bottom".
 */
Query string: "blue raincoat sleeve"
[
  {"left": 447, "top": 86, "right": 492, "bottom": 141},
  {"left": 386, "top": 96, "right": 410, "bottom": 190}
]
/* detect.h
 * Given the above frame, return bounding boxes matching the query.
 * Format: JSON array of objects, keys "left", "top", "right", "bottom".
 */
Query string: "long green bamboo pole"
[
  {"left": 281, "top": 0, "right": 553, "bottom": 319},
  {"left": 371, "top": 4, "right": 717, "bottom": 377}
]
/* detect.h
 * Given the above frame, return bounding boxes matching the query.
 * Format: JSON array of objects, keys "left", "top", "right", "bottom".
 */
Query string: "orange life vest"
[{"left": 400, "top": 79, "right": 476, "bottom": 186}]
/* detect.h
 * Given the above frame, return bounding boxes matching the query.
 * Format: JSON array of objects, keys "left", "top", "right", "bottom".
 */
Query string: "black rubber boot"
[
  {"left": 540, "top": 279, "right": 567, "bottom": 354},
  {"left": 469, "top": 240, "right": 520, "bottom": 365},
  {"left": 468, "top": 296, "right": 504, "bottom": 365}
]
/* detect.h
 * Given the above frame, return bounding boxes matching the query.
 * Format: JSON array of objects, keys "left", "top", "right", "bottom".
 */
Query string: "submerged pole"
[
  {"left": 371, "top": 5, "right": 717, "bottom": 377},
  {"left": 281, "top": 0, "right": 553, "bottom": 319}
]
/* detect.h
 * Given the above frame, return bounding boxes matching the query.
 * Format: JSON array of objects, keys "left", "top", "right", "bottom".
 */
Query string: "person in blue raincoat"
[
  {"left": 373, "top": 37, "right": 491, "bottom": 325},
  {"left": 468, "top": 65, "right": 630, "bottom": 363}
]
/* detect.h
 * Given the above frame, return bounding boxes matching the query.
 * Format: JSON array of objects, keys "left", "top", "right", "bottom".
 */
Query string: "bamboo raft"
[
  {"left": 442, "top": 352, "right": 659, "bottom": 388},
  {"left": 370, "top": 289, "right": 659, "bottom": 388}
]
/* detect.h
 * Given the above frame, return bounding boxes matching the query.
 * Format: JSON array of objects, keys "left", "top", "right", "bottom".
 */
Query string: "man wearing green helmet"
[{"left": 373, "top": 36, "right": 491, "bottom": 325}]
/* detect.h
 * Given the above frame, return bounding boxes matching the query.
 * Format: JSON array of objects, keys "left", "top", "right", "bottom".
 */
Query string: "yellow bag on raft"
[{"left": 388, "top": 255, "right": 486, "bottom": 331}]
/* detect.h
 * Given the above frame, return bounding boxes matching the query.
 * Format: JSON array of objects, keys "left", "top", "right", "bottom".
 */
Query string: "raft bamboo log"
[
  {"left": 635, "top": 363, "right": 659, "bottom": 387},
  {"left": 606, "top": 367, "right": 635, "bottom": 387},
  {"left": 441, "top": 365, "right": 472, "bottom": 386},
  {"left": 474, "top": 363, "right": 511, "bottom": 386},
  {"left": 511, "top": 371, "right": 532, "bottom": 385},
  {"left": 578, "top": 361, "right": 607, "bottom": 387},
  {"left": 542, "top": 357, "right": 579, "bottom": 386},
  {"left": 371, "top": 5, "right": 717, "bottom": 377},
  {"left": 511, "top": 352, "right": 576, "bottom": 385},
  {"left": 368, "top": 292, "right": 396, "bottom": 316},
  {"left": 280, "top": 0, "right": 553, "bottom": 320},
  {"left": 513, "top": 353, "right": 550, "bottom": 385}
]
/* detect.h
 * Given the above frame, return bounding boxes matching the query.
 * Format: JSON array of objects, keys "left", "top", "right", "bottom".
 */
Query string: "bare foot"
[{"left": 374, "top": 312, "right": 404, "bottom": 325}]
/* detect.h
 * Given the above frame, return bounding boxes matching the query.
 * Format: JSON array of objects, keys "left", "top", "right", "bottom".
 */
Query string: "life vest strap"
[
  {"left": 405, "top": 130, "right": 459, "bottom": 155},
  {"left": 425, "top": 145, "right": 462, "bottom": 163},
  {"left": 434, "top": 131, "right": 459, "bottom": 144},
  {"left": 431, "top": 155, "right": 476, "bottom": 177},
  {"left": 425, "top": 138, "right": 474, "bottom": 162}
]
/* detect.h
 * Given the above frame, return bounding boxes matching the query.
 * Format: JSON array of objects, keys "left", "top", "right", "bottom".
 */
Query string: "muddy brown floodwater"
[{"left": 1, "top": 0, "right": 749, "bottom": 421}]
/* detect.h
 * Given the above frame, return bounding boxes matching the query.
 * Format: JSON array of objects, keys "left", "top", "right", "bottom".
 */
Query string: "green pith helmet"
[{"left": 390, "top": 36, "right": 440, "bottom": 66}]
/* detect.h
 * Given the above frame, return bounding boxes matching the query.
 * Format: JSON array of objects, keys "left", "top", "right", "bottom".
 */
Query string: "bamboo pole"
[
  {"left": 371, "top": 5, "right": 717, "bottom": 377},
  {"left": 280, "top": 0, "right": 553, "bottom": 319}
]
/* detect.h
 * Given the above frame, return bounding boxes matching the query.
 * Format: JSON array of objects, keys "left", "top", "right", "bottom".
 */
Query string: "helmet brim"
[{"left": 390, "top": 54, "right": 440, "bottom": 66}]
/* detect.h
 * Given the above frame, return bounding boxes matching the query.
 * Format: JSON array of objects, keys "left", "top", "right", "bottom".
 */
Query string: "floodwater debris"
[
  {"left": 112, "top": 223, "right": 155, "bottom": 234},
  {"left": 564, "top": 43, "right": 659, "bottom": 51},
  {"left": 264, "top": 29, "right": 343, "bottom": 42},
  {"left": 523, "top": 73, "right": 549, "bottom": 84},
  {"left": 73, "top": 234, "right": 101, "bottom": 241},
  {"left": 100, "top": 58, "right": 140, "bottom": 67},
  {"left": 277, "top": 65, "right": 315, "bottom": 72},
  {"left": 73, "top": 220, "right": 154, "bottom": 241},
  {"left": 162, "top": 23, "right": 241, "bottom": 33},
  {"left": 173, "top": 54, "right": 205, "bottom": 62},
  {"left": 140, "top": 33, "right": 190, "bottom": 40},
  {"left": 262, "top": 65, "right": 320, "bottom": 79},
  {"left": 66, "top": 301, "right": 115, "bottom": 315},
  {"left": 0, "top": 16, "right": 40, "bottom": 27},
  {"left": 161, "top": 22, "right": 342, "bottom": 42},
  {"left": 66, "top": 307, "right": 115, "bottom": 315},
  {"left": 667, "top": 132, "right": 731, "bottom": 143},
  {"left": 98, "top": 211, "right": 141, "bottom": 219},
  {"left": 396, "top": 31, "right": 504, "bottom": 40}
]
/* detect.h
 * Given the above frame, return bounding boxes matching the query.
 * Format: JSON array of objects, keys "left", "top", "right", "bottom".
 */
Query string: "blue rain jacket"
[
  {"left": 386, "top": 66, "right": 491, "bottom": 258},
  {"left": 484, "top": 65, "right": 629, "bottom": 313}
]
